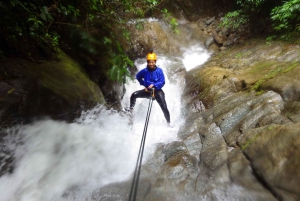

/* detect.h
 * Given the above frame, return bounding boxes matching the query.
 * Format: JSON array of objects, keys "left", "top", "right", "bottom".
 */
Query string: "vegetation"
[
  {"left": 0, "top": 0, "right": 175, "bottom": 82},
  {"left": 271, "top": 0, "right": 300, "bottom": 42},
  {"left": 219, "top": 0, "right": 300, "bottom": 43},
  {"left": 2, "top": 0, "right": 298, "bottom": 82},
  {"left": 219, "top": 10, "right": 248, "bottom": 30}
]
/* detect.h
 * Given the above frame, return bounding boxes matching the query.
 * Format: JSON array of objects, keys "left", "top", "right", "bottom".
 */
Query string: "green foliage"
[
  {"left": 271, "top": 0, "right": 300, "bottom": 31},
  {"left": 266, "top": 35, "right": 276, "bottom": 42},
  {"left": 236, "top": 0, "right": 267, "bottom": 11},
  {"left": 267, "top": 0, "right": 300, "bottom": 43},
  {"left": 161, "top": 9, "right": 179, "bottom": 34},
  {"left": 104, "top": 39, "right": 134, "bottom": 82},
  {"left": 147, "top": 0, "right": 159, "bottom": 8},
  {"left": 108, "top": 54, "right": 134, "bottom": 82},
  {"left": 221, "top": 0, "right": 300, "bottom": 42},
  {"left": 45, "top": 32, "right": 60, "bottom": 46},
  {"left": 28, "top": 16, "right": 44, "bottom": 34},
  {"left": 219, "top": 10, "right": 248, "bottom": 29},
  {"left": 40, "top": 6, "right": 54, "bottom": 22},
  {"left": 0, "top": 0, "right": 171, "bottom": 82}
]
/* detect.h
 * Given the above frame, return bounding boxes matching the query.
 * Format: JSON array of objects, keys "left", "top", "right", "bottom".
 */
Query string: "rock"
[
  {"left": 144, "top": 141, "right": 198, "bottom": 200},
  {"left": 197, "top": 19, "right": 207, "bottom": 30},
  {"left": 162, "top": 141, "right": 189, "bottom": 162},
  {"left": 211, "top": 29, "right": 223, "bottom": 45},
  {"left": 221, "top": 27, "right": 230, "bottom": 37},
  {"left": 205, "top": 36, "right": 214, "bottom": 47},
  {"left": 127, "top": 21, "right": 176, "bottom": 57},
  {"left": 283, "top": 101, "right": 300, "bottom": 122},
  {"left": 227, "top": 148, "right": 277, "bottom": 200},
  {"left": 91, "top": 179, "right": 151, "bottom": 201},
  {"left": 0, "top": 53, "right": 105, "bottom": 126},
  {"left": 101, "top": 81, "right": 126, "bottom": 110},
  {"left": 205, "top": 16, "right": 216, "bottom": 25},
  {"left": 208, "top": 43, "right": 220, "bottom": 55},
  {"left": 238, "top": 123, "right": 300, "bottom": 200},
  {"left": 169, "top": 39, "right": 300, "bottom": 200},
  {"left": 262, "top": 66, "right": 300, "bottom": 101}
]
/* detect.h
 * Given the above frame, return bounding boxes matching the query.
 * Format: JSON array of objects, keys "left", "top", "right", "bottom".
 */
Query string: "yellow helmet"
[{"left": 146, "top": 50, "right": 157, "bottom": 61}]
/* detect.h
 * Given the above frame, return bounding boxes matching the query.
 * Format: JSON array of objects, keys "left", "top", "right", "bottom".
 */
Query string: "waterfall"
[{"left": 0, "top": 45, "right": 211, "bottom": 200}]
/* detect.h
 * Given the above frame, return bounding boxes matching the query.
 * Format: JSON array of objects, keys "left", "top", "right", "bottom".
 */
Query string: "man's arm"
[
  {"left": 136, "top": 69, "right": 145, "bottom": 86},
  {"left": 153, "top": 68, "right": 165, "bottom": 90}
]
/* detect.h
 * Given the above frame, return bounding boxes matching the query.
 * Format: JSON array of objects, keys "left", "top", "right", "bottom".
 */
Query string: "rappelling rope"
[{"left": 128, "top": 88, "right": 155, "bottom": 201}]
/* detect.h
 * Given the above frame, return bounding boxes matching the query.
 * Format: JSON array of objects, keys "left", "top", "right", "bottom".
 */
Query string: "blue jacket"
[{"left": 136, "top": 66, "right": 165, "bottom": 90}]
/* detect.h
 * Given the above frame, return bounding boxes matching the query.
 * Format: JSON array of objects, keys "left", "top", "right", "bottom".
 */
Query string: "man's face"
[{"left": 147, "top": 60, "right": 156, "bottom": 69}]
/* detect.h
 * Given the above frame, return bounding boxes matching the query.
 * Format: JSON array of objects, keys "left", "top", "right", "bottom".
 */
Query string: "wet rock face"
[
  {"left": 0, "top": 55, "right": 106, "bottom": 128},
  {"left": 142, "top": 141, "right": 200, "bottom": 201},
  {"left": 0, "top": 78, "right": 78, "bottom": 126},
  {"left": 238, "top": 123, "right": 300, "bottom": 200},
  {"left": 128, "top": 20, "right": 175, "bottom": 58},
  {"left": 91, "top": 180, "right": 151, "bottom": 201},
  {"left": 178, "top": 40, "right": 300, "bottom": 200},
  {"left": 127, "top": 20, "right": 208, "bottom": 58}
]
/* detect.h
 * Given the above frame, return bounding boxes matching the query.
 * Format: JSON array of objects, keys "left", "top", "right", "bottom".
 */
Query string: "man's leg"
[
  {"left": 155, "top": 90, "right": 170, "bottom": 123},
  {"left": 130, "top": 89, "right": 151, "bottom": 109}
]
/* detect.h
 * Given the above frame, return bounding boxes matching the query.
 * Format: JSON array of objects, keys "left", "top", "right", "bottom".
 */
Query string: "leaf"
[
  {"left": 7, "top": 88, "right": 16, "bottom": 94},
  {"left": 47, "top": 13, "right": 54, "bottom": 21},
  {"left": 104, "top": 37, "right": 112, "bottom": 44},
  {"left": 34, "top": 22, "right": 39, "bottom": 29},
  {"left": 40, "top": 13, "right": 47, "bottom": 21}
]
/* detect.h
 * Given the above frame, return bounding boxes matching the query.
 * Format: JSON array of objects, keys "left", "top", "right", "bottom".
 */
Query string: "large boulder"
[
  {"left": 128, "top": 20, "right": 178, "bottom": 58},
  {"left": 238, "top": 123, "right": 300, "bottom": 200},
  {"left": 0, "top": 53, "right": 105, "bottom": 127}
]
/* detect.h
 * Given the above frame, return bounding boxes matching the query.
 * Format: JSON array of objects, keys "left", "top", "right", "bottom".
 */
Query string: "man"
[{"left": 128, "top": 50, "right": 172, "bottom": 127}]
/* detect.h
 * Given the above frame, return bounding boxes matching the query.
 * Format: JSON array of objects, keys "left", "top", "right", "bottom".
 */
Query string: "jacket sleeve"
[
  {"left": 136, "top": 69, "right": 145, "bottom": 87},
  {"left": 153, "top": 68, "right": 165, "bottom": 90}
]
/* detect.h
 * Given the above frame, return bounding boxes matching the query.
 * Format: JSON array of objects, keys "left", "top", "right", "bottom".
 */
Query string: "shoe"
[
  {"left": 167, "top": 123, "right": 174, "bottom": 128},
  {"left": 123, "top": 108, "right": 133, "bottom": 113}
]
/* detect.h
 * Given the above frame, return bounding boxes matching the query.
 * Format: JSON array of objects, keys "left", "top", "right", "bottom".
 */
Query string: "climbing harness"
[{"left": 128, "top": 89, "right": 155, "bottom": 201}]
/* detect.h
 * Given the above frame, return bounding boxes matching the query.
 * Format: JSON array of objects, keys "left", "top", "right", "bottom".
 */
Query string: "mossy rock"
[
  {"left": 3, "top": 53, "right": 105, "bottom": 105},
  {"left": 0, "top": 52, "right": 105, "bottom": 125},
  {"left": 238, "top": 123, "right": 300, "bottom": 200}
]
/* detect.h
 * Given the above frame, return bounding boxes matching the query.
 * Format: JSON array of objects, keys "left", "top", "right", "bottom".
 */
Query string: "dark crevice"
[
  {"left": 239, "top": 149, "right": 282, "bottom": 201},
  {"left": 221, "top": 130, "right": 281, "bottom": 201}
]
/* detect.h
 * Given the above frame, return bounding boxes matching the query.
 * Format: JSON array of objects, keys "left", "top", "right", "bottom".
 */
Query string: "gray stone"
[{"left": 206, "top": 17, "right": 216, "bottom": 25}]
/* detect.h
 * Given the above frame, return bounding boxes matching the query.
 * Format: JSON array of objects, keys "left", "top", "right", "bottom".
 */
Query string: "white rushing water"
[
  {"left": 181, "top": 45, "right": 211, "bottom": 71},
  {"left": 0, "top": 45, "right": 210, "bottom": 201}
]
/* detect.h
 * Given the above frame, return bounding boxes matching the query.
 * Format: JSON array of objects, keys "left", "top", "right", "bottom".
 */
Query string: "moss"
[
  {"left": 249, "top": 61, "right": 298, "bottom": 94},
  {"left": 251, "top": 79, "right": 264, "bottom": 91},
  {"left": 235, "top": 52, "right": 243, "bottom": 58},
  {"left": 248, "top": 61, "right": 277, "bottom": 75},
  {"left": 282, "top": 62, "right": 298, "bottom": 73},
  {"left": 241, "top": 134, "right": 260, "bottom": 151},
  {"left": 17, "top": 51, "right": 105, "bottom": 106}
]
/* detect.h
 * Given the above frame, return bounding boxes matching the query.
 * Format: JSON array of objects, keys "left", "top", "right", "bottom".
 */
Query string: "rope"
[{"left": 128, "top": 89, "right": 155, "bottom": 201}]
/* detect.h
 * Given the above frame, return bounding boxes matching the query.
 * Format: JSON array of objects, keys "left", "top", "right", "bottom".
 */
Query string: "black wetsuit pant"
[{"left": 130, "top": 89, "right": 170, "bottom": 123}]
